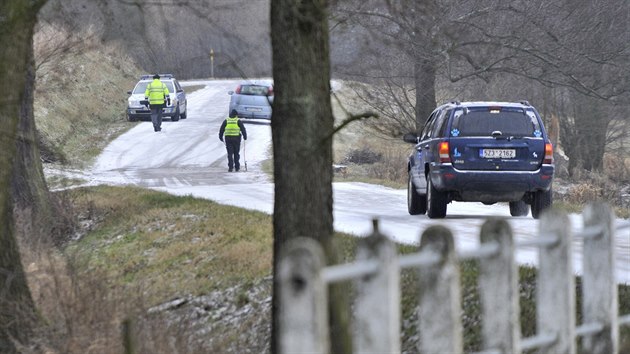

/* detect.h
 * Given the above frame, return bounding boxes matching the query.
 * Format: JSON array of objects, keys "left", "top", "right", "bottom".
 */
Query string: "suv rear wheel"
[
  {"left": 426, "top": 177, "right": 447, "bottom": 219},
  {"left": 509, "top": 200, "right": 529, "bottom": 216},
  {"left": 408, "top": 173, "right": 427, "bottom": 215},
  {"left": 531, "top": 189, "right": 552, "bottom": 219}
]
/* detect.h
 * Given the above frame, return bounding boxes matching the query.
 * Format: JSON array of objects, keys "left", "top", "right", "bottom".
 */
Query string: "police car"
[{"left": 126, "top": 74, "right": 187, "bottom": 122}]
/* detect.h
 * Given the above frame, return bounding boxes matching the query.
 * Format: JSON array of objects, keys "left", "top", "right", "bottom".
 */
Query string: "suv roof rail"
[
  {"left": 140, "top": 74, "right": 174, "bottom": 80},
  {"left": 519, "top": 100, "right": 530, "bottom": 106}
]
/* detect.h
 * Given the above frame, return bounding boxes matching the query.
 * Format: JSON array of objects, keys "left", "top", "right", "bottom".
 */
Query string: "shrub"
[
  {"left": 366, "top": 148, "right": 408, "bottom": 185},
  {"left": 566, "top": 183, "right": 604, "bottom": 205},
  {"left": 344, "top": 148, "right": 382, "bottom": 164}
]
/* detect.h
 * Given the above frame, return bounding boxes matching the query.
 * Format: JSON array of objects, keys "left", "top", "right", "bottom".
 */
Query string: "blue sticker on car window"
[
  {"left": 451, "top": 129, "right": 460, "bottom": 137},
  {"left": 533, "top": 130, "right": 542, "bottom": 137}
]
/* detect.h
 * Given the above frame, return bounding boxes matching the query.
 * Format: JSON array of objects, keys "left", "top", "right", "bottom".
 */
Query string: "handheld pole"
[{"left": 244, "top": 139, "right": 248, "bottom": 171}]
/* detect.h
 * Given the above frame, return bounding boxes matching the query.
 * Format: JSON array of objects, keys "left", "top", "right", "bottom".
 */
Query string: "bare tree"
[
  {"left": 333, "top": 0, "right": 630, "bottom": 173},
  {"left": 270, "top": 0, "right": 352, "bottom": 353},
  {"left": 483, "top": 0, "right": 630, "bottom": 173}
]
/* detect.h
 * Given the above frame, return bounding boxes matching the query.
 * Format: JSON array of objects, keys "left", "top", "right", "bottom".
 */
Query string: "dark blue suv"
[{"left": 404, "top": 101, "right": 554, "bottom": 219}]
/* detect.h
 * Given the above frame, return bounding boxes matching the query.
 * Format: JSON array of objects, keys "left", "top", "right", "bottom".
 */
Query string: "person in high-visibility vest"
[
  {"left": 144, "top": 74, "right": 170, "bottom": 132},
  {"left": 218, "top": 109, "right": 248, "bottom": 172}
]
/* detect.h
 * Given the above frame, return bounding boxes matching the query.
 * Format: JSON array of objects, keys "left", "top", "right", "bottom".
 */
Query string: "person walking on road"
[
  {"left": 144, "top": 74, "right": 170, "bottom": 132},
  {"left": 218, "top": 109, "right": 247, "bottom": 172}
]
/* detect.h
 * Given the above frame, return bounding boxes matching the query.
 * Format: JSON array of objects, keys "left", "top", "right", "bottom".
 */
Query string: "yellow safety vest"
[
  {"left": 225, "top": 117, "right": 241, "bottom": 136},
  {"left": 145, "top": 79, "right": 169, "bottom": 105}
]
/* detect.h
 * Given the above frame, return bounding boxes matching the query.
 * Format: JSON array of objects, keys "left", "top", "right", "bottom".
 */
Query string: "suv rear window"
[{"left": 451, "top": 108, "right": 540, "bottom": 137}]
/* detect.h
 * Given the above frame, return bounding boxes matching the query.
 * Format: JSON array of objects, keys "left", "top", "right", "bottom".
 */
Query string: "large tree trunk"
[
  {"left": 573, "top": 99, "right": 609, "bottom": 172},
  {"left": 12, "top": 21, "right": 54, "bottom": 246},
  {"left": 561, "top": 93, "right": 611, "bottom": 175},
  {"left": 270, "top": 0, "right": 352, "bottom": 353},
  {"left": 0, "top": 0, "right": 48, "bottom": 351},
  {"left": 414, "top": 58, "right": 437, "bottom": 130}
]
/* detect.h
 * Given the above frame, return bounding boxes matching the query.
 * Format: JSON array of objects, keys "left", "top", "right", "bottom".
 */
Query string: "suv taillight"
[
  {"left": 544, "top": 143, "right": 553, "bottom": 164},
  {"left": 439, "top": 141, "right": 451, "bottom": 163},
  {"left": 267, "top": 87, "right": 273, "bottom": 96},
  {"left": 235, "top": 85, "right": 242, "bottom": 94}
]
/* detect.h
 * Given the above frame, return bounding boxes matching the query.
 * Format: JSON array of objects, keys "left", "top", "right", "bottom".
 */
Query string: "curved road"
[{"left": 90, "top": 79, "right": 630, "bottom": 283}]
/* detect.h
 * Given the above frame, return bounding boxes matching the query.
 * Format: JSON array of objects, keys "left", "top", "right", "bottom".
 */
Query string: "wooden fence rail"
[{"left": 278, "top": 203, "right": 630, "bottom": 354}]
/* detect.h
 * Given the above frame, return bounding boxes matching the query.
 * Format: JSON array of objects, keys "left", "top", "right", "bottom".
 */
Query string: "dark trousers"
[
  {"left": 225, "top": 136, "right": 242, "bottom": 170},
  {"left": 150, "top": 104, "right": 164, "bottom": 131}
]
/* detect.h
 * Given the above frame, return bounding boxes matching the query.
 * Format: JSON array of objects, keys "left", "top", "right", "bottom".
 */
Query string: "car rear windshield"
[
  {"left": 133, "top": 80, "right": 175, "bottom": 94},
  {"left": 451, "top": 108, "right": 541, "bottom": 137},
  {"left": 240, "top": 85, "right": 270, "bottom": 96}
]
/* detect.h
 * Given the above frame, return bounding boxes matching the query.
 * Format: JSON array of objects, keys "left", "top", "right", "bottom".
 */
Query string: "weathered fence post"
[
  {"left": 478, "top": 218, "right": 521, "bottom": 354},
  {"left": 278, "top": 237, "right": 329, "bottom": 354},
  {"left": 417, "top": 225, "right": 463, "bottom": 354},
  {"left": 537, "top": 208, "right": 576, "bottom": 354},
  {"left": 581, "top": 203, "right": 618, "bottom": 354},
  {"left": 354, "top": 220, "right": 400, "bottom": 353}
]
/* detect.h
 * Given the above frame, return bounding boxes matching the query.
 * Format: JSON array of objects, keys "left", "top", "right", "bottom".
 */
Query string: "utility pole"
[{"left": 210, "top": 48, "right": 214, "bottom": 78}]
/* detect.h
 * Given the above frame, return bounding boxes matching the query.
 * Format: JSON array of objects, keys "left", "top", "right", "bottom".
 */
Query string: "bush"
[
  {"left": 566, "top": 183, "right": 604, "bottom": 205},
  {"left": 344, "top": 148, "right": 382, "bottom": 164},
  {"left": 366, "top": 148, "right": 408, "bottom": 185},
  {"left": 565, "top": 173, "right": 621, "bottom": 207}
]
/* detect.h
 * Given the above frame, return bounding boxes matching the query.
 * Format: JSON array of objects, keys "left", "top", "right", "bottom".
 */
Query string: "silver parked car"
[{"left": 228, "top": 80, "right": 273, "bottom": 120}]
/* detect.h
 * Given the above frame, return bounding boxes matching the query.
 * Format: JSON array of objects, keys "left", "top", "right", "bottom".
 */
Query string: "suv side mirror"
[
  {"left": 127, "top": 90, "right": 132, "bottom": 95},
  {"left": 403, "top": 133, "right": 419, "bottom": 144},
  {"left": 228, "top": 91, "right": 234, "bottom": 95}
]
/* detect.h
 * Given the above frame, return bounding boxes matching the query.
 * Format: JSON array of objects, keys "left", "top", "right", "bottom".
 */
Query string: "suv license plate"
[
  {"left": 246, "top": 107, "right": 262, "bottom": 112},
  {"left": 480, "top": 149, "right": 516, "bottom": 158}
]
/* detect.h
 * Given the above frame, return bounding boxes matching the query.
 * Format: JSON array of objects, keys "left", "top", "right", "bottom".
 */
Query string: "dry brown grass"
[
  {"left": 18, "top": 246, "right": 130, "bottom": 353},
  {"left": 566, "top": 183, "right": 604, "bottom": 205}
]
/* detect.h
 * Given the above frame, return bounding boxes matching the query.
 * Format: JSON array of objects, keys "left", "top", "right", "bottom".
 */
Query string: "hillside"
[{"left": 36, "top": 0, "right": 272, "bottom": 79}]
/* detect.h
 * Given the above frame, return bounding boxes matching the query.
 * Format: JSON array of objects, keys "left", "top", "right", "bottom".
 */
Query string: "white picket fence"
[{"left": 277, "top": 203, "right": 630, "bottom": 354}]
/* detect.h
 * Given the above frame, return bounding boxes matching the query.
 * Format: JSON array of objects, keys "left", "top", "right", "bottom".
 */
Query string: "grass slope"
[{"left": 35, "top": 46, "right": 141, "bottom": 168}]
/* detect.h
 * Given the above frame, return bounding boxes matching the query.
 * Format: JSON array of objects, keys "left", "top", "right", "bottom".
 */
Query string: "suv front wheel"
[
  {"left": 408, "top": 172, "right": 427, "bottom": 215},
  {"left": 426, "top": 176, "right": 447, "bottom": 219}
]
